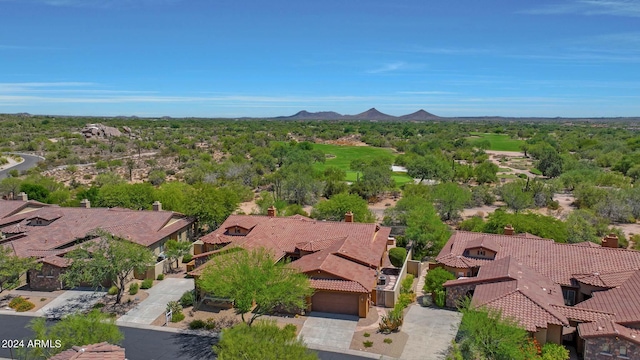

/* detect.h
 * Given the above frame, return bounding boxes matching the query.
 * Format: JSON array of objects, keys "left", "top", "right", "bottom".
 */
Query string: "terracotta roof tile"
[
  {"left": 579, "top": 319, "right": 640, "bottom": 345},
  {"left": 437, "top": 231, "right": 640, "bottom": 287},
  {"left": 0, "top": 202, "right": 194, "bottom": 258},
  {"left": 575, "top": 270, "right": 640, "bottom": 324},
  {"left": 309, "top": 279, "right": 369, "bottom": 293},
  {"left": 195, "top": 214, "right": 390, "bottom": 294},
  {"left": 41, "top": 255, "right": 72, "bottom": 268},
  {"left": 48, "top": 342, "right": 125, "bottom": 360}
]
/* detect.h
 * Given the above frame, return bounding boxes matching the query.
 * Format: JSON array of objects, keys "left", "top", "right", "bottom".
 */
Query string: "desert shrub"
[
  {"left": 424, "top": 267, "right": 455, "bottom": 294},
  {"left": 141, "top": 279, "right": 153, "bottom": 289},
  {"left": 189, "top": 319, "right": 206, "bottom": 329},
  {"left": 388, "top": 247, "right": 407, "bottom": 268},
  {"left": 9, "top": 297, "right": 26, "bottom": 308},
  {"left": 541, "top": 343, "right": 570, "bottom": 360},
  {"left": 379, "top": 306, "right": 404, "bottom": 334},
  {"left": 363, "top": 341, "right": 373, "bottom": 348},
  {"left": 384, "top": 338, "right": 393, "bottom": 344},
  {"left": 15, "top": 300, "right": 35, "bottom": 312},
  {"left": 632, "top": 234, "right": 640, "bottom": 251},
  {"left": 180, "top": 290, "right": 195, "bottom": 308},
  {"left": 107, "top": 286, "right": 118, "bottom": 296},
  {"left": 182, "top": 253, "right": 193, "bottom": 263},
  {"left": 167, "top": 301, "right": 184, "bottom": 322},
  {"left": 434, "top": 289, "right": 446, "bottom": 307},
  {"left": 400, "top": 274, "right": 414, "bottom": 294},
  {"left": 397, "top": 293, "right": 414, "bottom": 309},
  {"left": 129, "top": 283, "right": 139, "bottom": 295},
  {"left": 204, "top": 316, "right": 240, "bottom": 331},
  {"left": 157, "top": 274, "right": 164, "bottom": 280},
  {"left": 93, "top": 303, "right": 105, "bottom": 309}
]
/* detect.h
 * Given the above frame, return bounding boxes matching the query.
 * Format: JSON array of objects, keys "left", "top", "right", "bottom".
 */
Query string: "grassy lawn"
[
  {"left": 468, "top": 132, "right": 524, "bottom": 152},
  {"left": 312, "top": 143, "right": 414, "bottom": 186}
]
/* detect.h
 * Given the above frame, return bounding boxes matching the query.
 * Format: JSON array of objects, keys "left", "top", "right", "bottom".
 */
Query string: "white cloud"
[
  {"left": 366, "top": 62, "right": 408, "bottom": 74},
  {"left": 521, "top": 0, "right": 640, "bottom": 17}
]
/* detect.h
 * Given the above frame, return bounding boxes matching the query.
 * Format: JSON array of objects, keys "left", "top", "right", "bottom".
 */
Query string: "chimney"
[
  {"left": 152, "top": 201, "right": 162, "bottom": 212},
  {"left": 79, "top": 199, "right": 90, "bottom": 209},
  {"left": 267, "top": 206, "right": 276, "bottom": 217},
  {"left": 17, "top": 192, "right": 28, "bottom": 202},
  {"left": 345, "top": 211, "right": 354, "bottom": 223},
  {"left": 602, "top": 234, "right": 619, "bottom": 248},
  {"left": 504, "top": 224, "right": 514, "bottom": 236}
]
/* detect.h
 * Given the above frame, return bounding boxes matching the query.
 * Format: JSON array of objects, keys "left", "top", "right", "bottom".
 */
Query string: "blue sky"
[{"left": 1, "top": 0, "right": 639, "bottom": 117}]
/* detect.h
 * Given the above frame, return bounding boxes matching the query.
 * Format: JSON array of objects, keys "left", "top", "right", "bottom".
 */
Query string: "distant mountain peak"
[{"left": 399, "top": 109, "right": 439, "bottom": 120}]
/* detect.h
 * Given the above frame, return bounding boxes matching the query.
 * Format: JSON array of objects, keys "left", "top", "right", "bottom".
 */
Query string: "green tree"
[
  {"left": 96, "top": 183, "right": 155, "bottom": 210},
  {"left": 498, "top": 181, "right": 533, "bottom": 213},
  {"left": 19, "top": 183, "right": 50, "bottom": 202},
  {"left": 322, "top": 166, "right": 348, "bottom": 198},
  {"left": 60, "top": 231, "right": 155, "bottom": 304},
  {"left": 457, "top": 306, "right": 538, "bottom": 360},
  {"left": 432, "top": 183, "right": 471, "bottom": 221},
  {"left": 164, "top": 239, "right": 192, "bottom": 271},
  {"left": 474, "top": 160, "right": 499, "bottom": 184},
  {"left": 214, "top": 321, "right": 317, "bottom": 360},
  {"left": 0, "top": 246, "right": 40, "bottom": 293},
  {"left": 405, "top": 200, "right": 451, "bottom": 259},
  {"left": 310, "top": 193, "right": 375, "bottom": 223},
  {"left": 423, "top": 267, "right": 455, "bottom": 295},
  {"left": 184, "top": 183, "right": 241, "bottom": 233},
  {"left": 22, "top": 310, "right": 123, "bottom": 359},
  {"left": 566, "top": 210, "right": 608, "bottom": 244},
  {"left": 0, "top": 177, "right": 22, "bottom": 198},
  {"left": 388, "top": 247, "right": 407, "bottom": 267},
  {"left": 536, "top": 146, "right": 564, "bottom": 178},
  {"left": 198, "top": 248, "right": 313, "bottom": 325}
]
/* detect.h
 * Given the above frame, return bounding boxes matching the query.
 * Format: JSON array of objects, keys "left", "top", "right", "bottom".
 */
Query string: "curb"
[{"left": 306, "top": 344, "right": 396, "bottom": 359}]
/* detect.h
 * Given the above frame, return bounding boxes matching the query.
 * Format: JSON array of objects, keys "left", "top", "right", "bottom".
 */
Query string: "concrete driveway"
[
  {"left": 299, "top": 312, "right": 359, "bottom": 351},
  {"left": 117, "top": 278, "right": 194, "bottom": 325},
  {"left": 400, "top": 305, "right": 462, "bottom": 360},
  {"left": 35, "top": 288, "right": 105, "bottom": 319}
]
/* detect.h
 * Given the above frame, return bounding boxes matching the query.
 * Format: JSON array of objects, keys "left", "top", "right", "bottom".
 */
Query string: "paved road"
[
  {"left": 0, "top": 153, "right": 44, "bottom": 179},
  {"left": 0, "top": 314, "right": 370, "bottom": 360}
]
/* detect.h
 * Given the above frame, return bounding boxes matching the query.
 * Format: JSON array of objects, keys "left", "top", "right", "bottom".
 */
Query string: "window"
[
  {"left": 562, "top": 289, "right": 576, "bottom": 306},
  {"left": 620, "top": 345, "right": 627, "bottom": 356},
  {"left": 601, "top": 343, "right": 610, "bottom": 354},
  {"left": 478, "top": 250, "right": 486, "bottom": 256}
]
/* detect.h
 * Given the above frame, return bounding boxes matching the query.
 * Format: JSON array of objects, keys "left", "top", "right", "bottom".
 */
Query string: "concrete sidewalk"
[
  {"left": 35, "top": 289, "right": 105, "bottom": 319},
  {"left": 117, "top": 278, "right": 193, "bottom": 325}
]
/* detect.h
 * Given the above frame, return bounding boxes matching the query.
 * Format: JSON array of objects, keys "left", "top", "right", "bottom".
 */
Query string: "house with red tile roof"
[
  {"left": 191, "top": 209, "right": 395, "bottom": 318},
  {"left": 0, "top": 196, "right": 195, "bottom": 291},
  {"left": 437, "top": 229, "right": 640, "bottom": 359}
]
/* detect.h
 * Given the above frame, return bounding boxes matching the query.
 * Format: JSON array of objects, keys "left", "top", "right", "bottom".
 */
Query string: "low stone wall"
[
  {"left": 584, "top": 337, "right": 640, "bottom": 360},
  {"left": 445, "top": 283, "right": 476, "bottom": 308},
  {"left": 28, "top": 264, "right": 63, "bottom": 291}
]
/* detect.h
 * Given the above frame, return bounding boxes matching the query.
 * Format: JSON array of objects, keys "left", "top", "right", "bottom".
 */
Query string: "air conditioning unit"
[{"left": 377, "top": 275, "right": 387, "bottom": 286}]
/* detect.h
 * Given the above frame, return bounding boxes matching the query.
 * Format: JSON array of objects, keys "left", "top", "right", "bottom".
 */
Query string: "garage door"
[{"left": 311, "top": 291, "right": 359, "bottom": 315}]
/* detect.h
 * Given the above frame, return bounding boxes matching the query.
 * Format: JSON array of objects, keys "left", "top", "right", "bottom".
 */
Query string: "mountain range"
[{"left": 279, "top": 108, "right": 440, "bottom": 121}]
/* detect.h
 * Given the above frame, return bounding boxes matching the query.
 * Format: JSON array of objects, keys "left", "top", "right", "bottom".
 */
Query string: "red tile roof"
[
  {"left": 440, "top": 231, "right": 640, "bottom": 342},
  {"left": 41, "top": 255, "right": 72, "bottom": 268},
  {"left": 201, "top": 215, "right": 388, "bottom": 267},
  {"left": 579, "top": 318, "right": 640, "bottom": 344},
  {"left": 437, "top": 231, "right": 640, "bottom": 287},
  {"left": 196, "top": 214, "right": 390, "bottom": 294},
  {"left": 48, "top": 342, "right": 125, "bottom": 360},
  {"left": 0, "top": 201, "right": 194, "bottom": 259},
  {"left": 575, "top": 270, "right": 640, "bottom": 324},
  {"left": 309, "top": 279, "right": 369, "bottom": 293}
]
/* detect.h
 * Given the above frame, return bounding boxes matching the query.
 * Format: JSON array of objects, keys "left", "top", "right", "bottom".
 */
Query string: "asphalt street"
[
  {"left": 0, "top": 154, "right": 44, "bottom": 179},
  {"left": 0, "top": 314, "right": 369, "bottom": 360}
]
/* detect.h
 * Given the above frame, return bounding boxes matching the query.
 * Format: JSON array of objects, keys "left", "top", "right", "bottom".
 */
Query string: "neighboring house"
[
  {"left": 49, "top": 342, "right": 125, "bottom": 360},
  {"left": 437, "top": 228, "right": 640, "bottom": 359},
  {"left": 190, "top": 208, "right": 395, "bottom": 318},
  {"left": 0, "top": 195, "right": 195, "bottom": 291}
]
